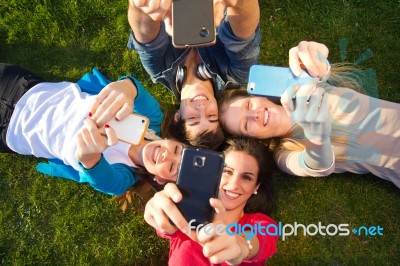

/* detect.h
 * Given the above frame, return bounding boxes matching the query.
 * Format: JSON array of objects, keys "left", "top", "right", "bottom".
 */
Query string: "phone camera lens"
[
  {"left": 141, "top": 119, "right": 145, "bottom": 123},
  {"left": 199, "top": 28, "right": 209, "bottom": 38},
  {"left": 193, "top": 156, "right": 205, "bottom": 167}
]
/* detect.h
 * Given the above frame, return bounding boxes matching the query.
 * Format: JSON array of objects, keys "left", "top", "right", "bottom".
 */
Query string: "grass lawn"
[{"left": 1, "top": 0, "right": 399, "bottom": 265}]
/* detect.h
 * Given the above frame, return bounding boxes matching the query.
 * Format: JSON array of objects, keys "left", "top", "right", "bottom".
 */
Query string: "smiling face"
[
  {"left": 219, "top": 150, "right": 260, "bottom": 212},
  {"left": 178, "top": 49, "right": 219, "bottom": 139},
  {"left": 142, "top": 139, "right": 184, "bottom": 182},
  {"left": 221, "top": 96, "right": 290, "bottom": 139}
]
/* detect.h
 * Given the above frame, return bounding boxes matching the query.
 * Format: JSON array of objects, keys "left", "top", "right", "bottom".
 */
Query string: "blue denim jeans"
[{"left": 127, "top": 17, "right": 261, "bottom": 100}]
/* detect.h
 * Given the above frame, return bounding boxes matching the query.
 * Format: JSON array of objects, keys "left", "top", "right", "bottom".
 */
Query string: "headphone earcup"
[
  {"left": 176, "top": 65, "right": 187, "bottom": 90},
  {"left": 196, "top": 64, "right": 212, "bottom": 80}
]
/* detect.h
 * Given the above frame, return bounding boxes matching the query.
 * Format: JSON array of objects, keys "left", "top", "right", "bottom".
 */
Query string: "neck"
[{"left": 128, "top": 140, "right": 148, "bottom": 167}]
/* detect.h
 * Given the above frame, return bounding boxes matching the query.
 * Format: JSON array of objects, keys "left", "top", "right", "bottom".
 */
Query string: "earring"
[{"left": 253, "top": 191, "right": 258, "bottom": 195}]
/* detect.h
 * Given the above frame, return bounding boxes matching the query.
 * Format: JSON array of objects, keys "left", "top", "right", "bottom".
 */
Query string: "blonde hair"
[
  {"left": 278, "top": 63, "right": 371, "bottom": 162},
  {"left": 218, "top": 63, "right": 371, "bottom": 162}
]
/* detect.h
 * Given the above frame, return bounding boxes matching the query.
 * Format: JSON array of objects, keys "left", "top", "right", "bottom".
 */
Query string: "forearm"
[
  {"left": 226, "top": 0, "right": 260, "bottom": 39},
  {"left": 303, "top": 137, "right": 334, "bottom": 170},
  {"left": 128, "top": 1, "right": 161, "bottom": 44},
  {"left": 79, "top": 156, "right": 136, "bottom": 195}
]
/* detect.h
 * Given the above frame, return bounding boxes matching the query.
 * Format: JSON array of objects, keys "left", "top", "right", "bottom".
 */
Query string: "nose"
[
  {"left": 161, "top": 149, "right": 171, "bottom": 161},
  {"left": 248, "top": 109, "right": 260, "bottom": 121},
  {"left": 194, "top": 104, "right": 205, "bottom": 111},
  {"left": 226, "top": 173, "right": 240, "bottom": 189}
]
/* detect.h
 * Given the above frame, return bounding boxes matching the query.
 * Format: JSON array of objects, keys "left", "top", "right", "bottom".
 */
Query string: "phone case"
[
  {"left": 176, "top": 147, "right": 224, "bottom": 226},
  {"left": 247, "top": 65, "right": 314, "bottom": 102},
  {"left": 100, "top": 113, "right": 149, "bottom": 146},
  {"left": 172, "top": 0, "right": 216, "bottom": 48}
]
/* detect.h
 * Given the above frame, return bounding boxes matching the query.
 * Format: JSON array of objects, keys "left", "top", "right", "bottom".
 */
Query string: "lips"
[
  {"left": 151, "top": 146, "right": 161, "bottom": 164},
  {"left": 263, "top": 108, "right": 269, "bottom": 126},
  {"left": 191, "top": 95, "right": 208, "bottom": 102},
  {"left": 224, "top": 189, "right": 241, "bottom": 200}
]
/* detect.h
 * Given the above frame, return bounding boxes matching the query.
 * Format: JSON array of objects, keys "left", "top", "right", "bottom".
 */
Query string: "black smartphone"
[
  {"left": 172, "top": 0, "right": 216, "bottom": 48},
  {"left": 247, "top": 65, "right": 314, "bottom": 103},
  {"left": 176, "top": 147, "right": 224, "bottom": 227}
]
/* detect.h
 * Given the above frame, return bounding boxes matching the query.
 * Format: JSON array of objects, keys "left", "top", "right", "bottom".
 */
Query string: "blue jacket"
[{"left": 36, "top": 68, "right": 163, "bottom": 195}]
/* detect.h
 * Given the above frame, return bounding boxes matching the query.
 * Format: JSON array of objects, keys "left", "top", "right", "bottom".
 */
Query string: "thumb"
[
  {"left": 213, "top": 1, "right": 225, "bottom": 28},
  {"left": 210, "top": 198, "right": 225, "bottom": 223}
]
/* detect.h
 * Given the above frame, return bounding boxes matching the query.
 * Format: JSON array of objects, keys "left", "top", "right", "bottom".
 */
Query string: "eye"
[
  {"left": 242, "top": 174, "right": 253, "bottom": 181},
  {"left": 223, "top": 167, "right": 233, "bottom": 175},
  {"left": 246, "top": 100, "right": 250, "bottom": 110},
  {"left": 174, "top": 145, "right": 178, "bottom": 154},
  {"left": 244, "top": 119, "right": 249, "bottom": 132}
]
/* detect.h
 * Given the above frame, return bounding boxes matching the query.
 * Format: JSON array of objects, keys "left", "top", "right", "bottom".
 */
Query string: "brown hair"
[{"left": 222, "top": 136, "right": 276, "bottom": 215}]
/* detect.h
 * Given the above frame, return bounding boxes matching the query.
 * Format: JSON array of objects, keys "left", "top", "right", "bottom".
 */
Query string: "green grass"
[{"left": 1, "top": 0, "right": 399, "bottom": 265}]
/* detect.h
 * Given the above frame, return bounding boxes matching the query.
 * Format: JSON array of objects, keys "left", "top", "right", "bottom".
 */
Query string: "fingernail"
[
  {"left": 88, "top": 112, "right": 93, "bottom": 117},
  {"left": 105, "top": 124, "right": 110, "bottom": 128}
]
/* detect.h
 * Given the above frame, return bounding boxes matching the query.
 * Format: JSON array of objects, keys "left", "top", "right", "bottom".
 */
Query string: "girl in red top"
[{"left": 145, "top": 136, "right": 278, "bottom": 265}]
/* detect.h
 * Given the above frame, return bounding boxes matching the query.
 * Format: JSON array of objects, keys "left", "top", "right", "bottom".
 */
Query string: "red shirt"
[{"left": 157, "top": 213, "right": 278, "bottom": 265}]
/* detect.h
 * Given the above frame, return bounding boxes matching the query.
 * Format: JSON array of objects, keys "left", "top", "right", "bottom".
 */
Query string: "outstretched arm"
[
  {"left": 279, "top": 83, "right": 335, "bottom": 176},
  {"left": 224, "top": 0, "right": 260, "bottom": 39},
  {"left": 128, "top": 0, "right": 168, "bottom": 44}
]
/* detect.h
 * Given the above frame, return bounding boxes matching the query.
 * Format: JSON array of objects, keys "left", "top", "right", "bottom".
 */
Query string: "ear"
[
  {"left": 174, "top": 111, "right": 180, "bottom": 123},
  {"left": 154, "top": 176, "right": 167, "bottom": 185},
  {"left": 254, "top": 183, "right": 261, "bottom": 192}
]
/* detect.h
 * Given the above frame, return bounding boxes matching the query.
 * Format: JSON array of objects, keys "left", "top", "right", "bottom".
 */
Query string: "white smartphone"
[
  {"left": 172, "top": 0, "right": 216, "bottom": 48},
  {"left": 247, "top": 65, "right": 315, "bottom": 103},
  {"left": 100, "top": 113, "right": 150, "bottom": 146}
]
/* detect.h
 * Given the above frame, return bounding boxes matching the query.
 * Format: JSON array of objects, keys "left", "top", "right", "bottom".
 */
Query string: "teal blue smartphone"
[{"left": 247, "top": 65, "right": 314, "bottom": 103}]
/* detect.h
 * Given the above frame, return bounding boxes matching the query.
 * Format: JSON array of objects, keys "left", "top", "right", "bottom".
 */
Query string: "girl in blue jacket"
[{"left": 0, "top": 63, "right": 182, "bottom": 195}]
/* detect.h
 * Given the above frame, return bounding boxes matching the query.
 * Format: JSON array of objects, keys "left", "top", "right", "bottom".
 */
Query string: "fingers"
[
  {"left": 213, "top": 0, "right": 226, "bottom": 28},
  {"left": 289, "top": 41, "right": 330, "bottom": 79},
  {"left": 196, "top": 198, "right": 225, "bottom": 243},
  {"left": 82, "top": 118, "right": 108, "bottom": 150},
  {"left": 104, "top": 125, "right": 118, "bottom": 146},
  {"left": 281, "top": 85, "right": 299, "bottom": 113},
  {"left": 134, "top": 0, "right": 172, "bottom": 21},
  {"left": 144, "top": 183, "right": 198, "bottom": 238},
  {"left": 89, "top": 80, "right": 135, "bottom": 126}
]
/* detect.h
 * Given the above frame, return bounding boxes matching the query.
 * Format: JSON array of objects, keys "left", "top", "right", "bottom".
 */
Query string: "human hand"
[
  {"left": 75, "top": 118, "right": 118, "bottom": 169},
  {"left": 144, "top": 183, "right": 198, "bottom": 240},
  {"left": 131, "top": 0, "right": 172, "bottom": 22},
  {"left": 197, "top": 198, "right": 250, "bottom": 265},
  {"left": 89, "top": 78, "right": 137, "bottom": 127},
  {"left": 281, "top": 84, "right": 332, "bottom": 144},
  {"left": 289, "top": 41, "right": 330, "bottom": 80}
]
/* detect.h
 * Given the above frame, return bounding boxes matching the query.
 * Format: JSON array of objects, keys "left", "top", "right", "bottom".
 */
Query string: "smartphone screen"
[
  {"left": 172, "top": 0, "right": 216, "bottom": 48},
  {"left": 176, "top": 147, "right": 224, "bottom": 226},
  {"left": 247, "top": 65, "right": 314, "bottom": 102},
  {"left": 100, "top": 113, "right": 149, "bottom": 145}
]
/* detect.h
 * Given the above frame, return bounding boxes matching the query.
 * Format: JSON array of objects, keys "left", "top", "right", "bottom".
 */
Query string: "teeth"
[
  {"left": 152, "top": 146, "right": 160, "bottom": 163},
  {"left": 192, "top": 96, "right": 208, "bottom": 102},
  {"left": 264, "top": 109, "right": 269, "bottom": 126},
  {"left": 225, "top": 190, "right": 240, "bottom": 198}
]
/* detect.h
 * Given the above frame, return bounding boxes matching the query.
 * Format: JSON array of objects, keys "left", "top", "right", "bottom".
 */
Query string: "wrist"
[
  {"left": 238, "top": 235, "right": 253, "bottom": 261},
  {"left": 80, "top": 154, "right": 102, "bottom": 169}
]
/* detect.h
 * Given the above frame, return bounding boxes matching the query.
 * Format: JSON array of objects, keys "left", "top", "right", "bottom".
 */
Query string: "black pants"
[{"left": 0, "top": 64, "right": 45, "bottom": 153}]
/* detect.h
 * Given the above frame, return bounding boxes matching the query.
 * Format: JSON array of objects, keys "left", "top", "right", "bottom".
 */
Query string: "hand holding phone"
[
  {"left": 99, "top": 113, "right": 149, "bottom": 145},
  {"left": 172, "top": 0, "right": 216, "bottom": 47},
  {"left": 247, "top": 65, "right": 317, "bottom": 103},
  {"left": 176, "top": 147, "right": 224, "bottom": 226}
]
